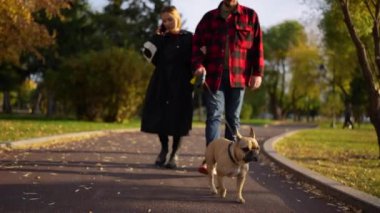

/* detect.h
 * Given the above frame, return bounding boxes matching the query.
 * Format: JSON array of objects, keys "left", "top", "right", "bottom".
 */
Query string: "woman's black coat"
[{"left": 141, "top": 30, "right": 193, "bottom": 136}]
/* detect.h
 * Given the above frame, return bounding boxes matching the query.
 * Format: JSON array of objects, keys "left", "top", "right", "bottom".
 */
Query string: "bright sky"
[{"left": 89, "top": 0, "right": 313, "bottom": 32}]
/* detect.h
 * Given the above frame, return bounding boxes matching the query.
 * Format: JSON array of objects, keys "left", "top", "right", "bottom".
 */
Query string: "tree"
[
  {"left": 34, "top": 0, "right": 101, "bottom": 116},
  {"left": 264, "top": 20, "right": 308, "bottom": 119},
  {"left": 336, "top": 0, "right": 380, "bottom": 157},
  {"left": 0, "top": 0, "right": 70, "bottom": 65},
  {"left": 287, "top": 44, "right": 321, "bottom": 121},
  {"left": 0, "top": 0, "right": 70, "bottom": 113},
  {"left": 0, "top": 64, "right": 24, "bottom": 113},
  {"left": 350, "top": 72, "right": 369, "bottom": 125},
  {"left": 319, "top": 0, "right": 363, "bottom": 127},
  {"left": 101, "top": 0, "right": 171, "bottom": 48}
]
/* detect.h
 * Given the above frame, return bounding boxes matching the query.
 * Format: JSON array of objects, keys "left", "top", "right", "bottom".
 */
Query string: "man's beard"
[{"left": 223, "top": 1, "right": 237, "bottom": 9}]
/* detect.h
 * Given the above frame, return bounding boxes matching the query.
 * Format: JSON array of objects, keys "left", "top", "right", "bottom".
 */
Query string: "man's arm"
[
  {"left": 192, "top": 14, "right": 209, "bottom": 76},
  {"left": 247, "top": 11, "right": 264, "bottom": 89}
]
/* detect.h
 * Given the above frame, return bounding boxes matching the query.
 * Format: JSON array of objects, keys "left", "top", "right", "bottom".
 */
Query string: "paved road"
[{"left": 0, "top": 125, "right": 357, "bottom": 212}]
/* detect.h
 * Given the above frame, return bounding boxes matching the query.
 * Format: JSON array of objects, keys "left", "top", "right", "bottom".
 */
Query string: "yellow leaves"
[{"left": 0, "top": 0, "right": 71, "bottom": 65}]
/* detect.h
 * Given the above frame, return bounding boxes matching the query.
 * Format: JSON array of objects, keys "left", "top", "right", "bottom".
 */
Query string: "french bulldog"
[{"left": 205, "top": 127, "right": 260, "bottom": 203}]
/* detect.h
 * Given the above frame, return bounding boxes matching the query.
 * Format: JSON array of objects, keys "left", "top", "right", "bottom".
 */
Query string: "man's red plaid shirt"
[{"left": 192, "top": 3, "right": 264, "bottom": 91}]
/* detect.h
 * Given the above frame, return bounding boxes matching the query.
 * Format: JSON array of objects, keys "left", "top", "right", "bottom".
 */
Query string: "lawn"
[
  {"left": 0, "top": 114, "right": 270, "bottom": 143},
  {"left": 0, "top": 114, "right": 141, "bottom": 143},
  {"left": 274, "top": 124, "right": 380, "bottom": 198}
]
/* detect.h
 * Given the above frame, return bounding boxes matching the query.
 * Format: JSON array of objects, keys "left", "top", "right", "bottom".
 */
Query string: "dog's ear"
[
  {"left": 236, "top": 130, "right": 243, "bottom": 140},
  {"left": 250, "top": 127, "right": 255, "bottom": 139}
]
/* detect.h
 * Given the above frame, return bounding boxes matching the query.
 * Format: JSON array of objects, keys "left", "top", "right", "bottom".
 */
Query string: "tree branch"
[
  {"left": 372, "top": 0, "right": 380, "bottom": 77},
  {"left": 365, "top": 0, "right": 376, "bottom": 20}
]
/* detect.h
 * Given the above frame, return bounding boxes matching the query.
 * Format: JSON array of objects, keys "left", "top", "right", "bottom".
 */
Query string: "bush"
[
  {"left": 48, "top": 47, "right": 153, "bottom": 122},
  {"left": 242, "top": 88, "right": 267, "bottom": 118},
  {"left": 240, "top": 103, "right": 253, "bottom": 120},
  {"left": 16, "top": 78, "right": 37, "bottom": 110}
]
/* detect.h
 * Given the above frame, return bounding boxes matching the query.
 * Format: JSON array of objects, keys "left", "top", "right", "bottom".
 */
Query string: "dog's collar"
[{"left": 228, "top": 143, "right": 239, "bottom": 165}]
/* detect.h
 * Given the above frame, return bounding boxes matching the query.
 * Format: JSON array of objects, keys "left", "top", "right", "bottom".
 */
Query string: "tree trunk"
[
  {"left": 369, "top": 96, "right": 380, "bottom": 158},
  {"left": 32, "top": 91, "right": 42, "bottom": 115},
  {"left": 279, "top": 59, "right": 286, "bottom": 116},
  {"left": 2, "top": 91, "right": 12, "bottom": 113},
  {"left": 46, "top": 91, "right": 55, "bottom": 117},
  {"left": 269, "top": 92, "right": 281, "bottom": 120},
  {"left": 31, "top": 85, "right": 43, "bottom": 115}
]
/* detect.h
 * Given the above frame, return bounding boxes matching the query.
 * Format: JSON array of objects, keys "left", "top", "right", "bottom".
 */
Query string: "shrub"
[
  {"left": 49, "top": 47, "right": 153, "bottom": 122},
  {"left": 240, "top": 103, "right": 253, "bottom": 120}
]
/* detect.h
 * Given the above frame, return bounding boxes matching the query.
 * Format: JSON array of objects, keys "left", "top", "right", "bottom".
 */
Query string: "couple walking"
[{"left": 140, "top": 0, "right": 264, "bottom": 172}]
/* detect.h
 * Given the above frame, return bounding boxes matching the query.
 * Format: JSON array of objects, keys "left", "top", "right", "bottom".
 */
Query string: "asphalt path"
[{"left": 0, "top": 124, "right": 357, "bottom": 212}]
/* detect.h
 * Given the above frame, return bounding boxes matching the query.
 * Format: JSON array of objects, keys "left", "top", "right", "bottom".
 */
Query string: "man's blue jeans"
[{"left": 204, "top": 77, "right": 245, "bottom": 146}]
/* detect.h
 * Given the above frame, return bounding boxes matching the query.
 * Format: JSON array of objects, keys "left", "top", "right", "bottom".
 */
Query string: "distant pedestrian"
[
  {"left": 343, "top": 103, "right": 354, "bottom": 129},
  {"left": 141, "top": 6, "right": 193, "bottom": 169},
  {"left": 192, "top": 0, "right": 264, "bottom": 174}
]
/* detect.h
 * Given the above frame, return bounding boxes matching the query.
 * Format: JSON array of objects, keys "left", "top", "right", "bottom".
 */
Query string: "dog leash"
[
  {"left": 191, "top": 74, "right": 237, "bottom": 142},
  {"left": 204, "top": 82, "right": 237, "bottom": 142}
]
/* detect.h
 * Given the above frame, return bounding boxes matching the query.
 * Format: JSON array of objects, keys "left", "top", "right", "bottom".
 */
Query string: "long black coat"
[{"left": 141, "top": 30, "right": 193, "bottom": 136}]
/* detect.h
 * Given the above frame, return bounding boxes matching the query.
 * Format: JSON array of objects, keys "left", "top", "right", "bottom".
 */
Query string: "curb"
[
  {"left": 0, "top": 128, "right": 139, "bottom": 150},
  {"left": 263, "top": 130, "right": 380, "bottom": 213}
]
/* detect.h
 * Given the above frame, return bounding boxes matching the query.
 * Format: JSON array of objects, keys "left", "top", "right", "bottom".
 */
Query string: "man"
[{"left": 192, "top": 0, "right": 264, "bottom": 174}]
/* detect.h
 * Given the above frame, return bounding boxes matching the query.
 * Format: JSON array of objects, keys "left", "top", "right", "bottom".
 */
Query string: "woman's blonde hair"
[{"left": 161, "top": 6, "right": 182, "bottom": 31}]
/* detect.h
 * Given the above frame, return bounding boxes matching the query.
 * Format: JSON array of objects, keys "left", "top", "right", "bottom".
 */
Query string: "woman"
[{"left": 141, "top": 6, "right": 193, "bottom": 169}]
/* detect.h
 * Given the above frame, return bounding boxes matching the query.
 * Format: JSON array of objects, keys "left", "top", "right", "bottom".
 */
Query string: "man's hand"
[
  {"left": 194, "top": 66, "right": 206, "bottom": 76},
  {"left": 248, "top": 76, "right": 262, "bottom": 90}
]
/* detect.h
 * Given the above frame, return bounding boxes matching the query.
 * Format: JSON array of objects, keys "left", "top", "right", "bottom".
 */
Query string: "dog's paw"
[
  {"left": 237, "top": 197, "right": 245, "bottom": 204},
  {"left": 218, "top": 188, "right": 227, "bottom": 198},
  {"left": 210, "top": 188, "right": 217, "bottom": 194}
]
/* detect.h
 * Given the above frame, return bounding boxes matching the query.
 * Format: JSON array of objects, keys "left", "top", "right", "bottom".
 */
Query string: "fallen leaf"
[
  {"left": 29, "top": 198, "right": 40, "bottom": 201},
  {"left": 23, "top": 172, "right": 32, "bottom": 177},
  {"left": 23, "top": 192, "right": 37, "bottom": 195}
]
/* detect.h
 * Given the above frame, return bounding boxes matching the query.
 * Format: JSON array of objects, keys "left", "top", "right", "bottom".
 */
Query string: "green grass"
[
  {"left": 274, "top": 124, "right": 380, "bottom": 198},
  {"left": 241, "top": 118, "right": 273, "bottom": 126},
  {"left": 0, "top": 114, "right": 140, "bottom": 142},
  {"left": 0, "top": 113, "right": 272, "bottom": 143}
]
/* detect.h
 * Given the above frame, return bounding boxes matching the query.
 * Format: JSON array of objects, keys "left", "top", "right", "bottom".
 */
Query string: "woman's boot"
[
  {"left": 155, "top": 134, "right": 168, "bottom": 167},
  {"left": 166, "top": 136, "right": 181, "bottom": 169}
]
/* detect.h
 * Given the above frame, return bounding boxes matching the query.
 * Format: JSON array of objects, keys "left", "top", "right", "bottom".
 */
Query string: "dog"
[{"left": 205, "top": 127, "right": 260, "bottom": 204}]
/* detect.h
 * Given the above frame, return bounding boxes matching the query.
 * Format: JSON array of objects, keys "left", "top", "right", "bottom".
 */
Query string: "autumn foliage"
[{"left": 0, "top": 0, "right": 71, "bottom": 64}]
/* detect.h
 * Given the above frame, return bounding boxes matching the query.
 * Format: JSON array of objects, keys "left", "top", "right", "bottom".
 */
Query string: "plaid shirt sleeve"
[
  {"left": 192, "top": 13, "right": 209, "bottom": 72},
  {"left": 247, "top": 12, "right": 264, "bottom": 77}
]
